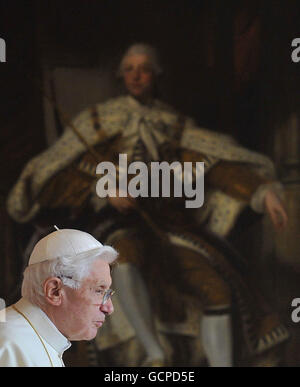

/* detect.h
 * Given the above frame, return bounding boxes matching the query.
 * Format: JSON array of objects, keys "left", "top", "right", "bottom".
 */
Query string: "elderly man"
[
  {"left": 7, "top": 43, "right": 288, "bottom": 367},
  {"left": 0, "top": 228, "right": 117, "bottom": 367}
]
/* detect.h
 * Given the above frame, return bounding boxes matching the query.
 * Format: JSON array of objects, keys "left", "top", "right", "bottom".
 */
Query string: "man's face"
[
  {"left": 122, "top": 54, "right": 155, "bottom": 100},
  {"left": 59, "top": 259, "right": 114, "bottom": 341}
]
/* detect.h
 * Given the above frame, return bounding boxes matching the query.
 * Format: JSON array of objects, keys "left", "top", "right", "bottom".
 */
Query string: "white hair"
[
  {"left": 118, "top": 43, "right": 163, "bottom": 77},
  {"left": 21, "top": 246, "right": 118, "bottom": 308}
]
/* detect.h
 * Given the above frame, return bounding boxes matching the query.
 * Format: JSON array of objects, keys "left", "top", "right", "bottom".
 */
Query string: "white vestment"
[{"left": 0, "top": 298, "right": 71, "bottom": 367}]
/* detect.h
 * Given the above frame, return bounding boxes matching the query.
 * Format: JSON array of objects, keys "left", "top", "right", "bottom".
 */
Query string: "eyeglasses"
[
  {"left": 100, "top": 288, "right": 115, "bottom": 305},
  {"left": 58, "top": 275, "right": 115, "bottom": 305}
]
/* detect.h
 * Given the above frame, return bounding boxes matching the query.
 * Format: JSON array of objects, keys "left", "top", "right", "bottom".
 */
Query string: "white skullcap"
[{"left": 28, "top": 228, "right": 117, "bottom": 266}]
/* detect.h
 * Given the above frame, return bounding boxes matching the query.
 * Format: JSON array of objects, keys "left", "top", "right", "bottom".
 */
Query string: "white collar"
[{"left": 14, "top": 298, "right": 71, "bottom": 356}]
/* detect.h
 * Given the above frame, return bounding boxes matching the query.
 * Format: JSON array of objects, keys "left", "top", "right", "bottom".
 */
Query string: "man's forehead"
[
  {"left": 124, "top": 53, "right": 151, "bottom": 65},
  {"left": 89, "top": 260, "right": 112, "bottom": 280},
  {"left": 89, "top": 274, "right": 112, "bottom": 287}
]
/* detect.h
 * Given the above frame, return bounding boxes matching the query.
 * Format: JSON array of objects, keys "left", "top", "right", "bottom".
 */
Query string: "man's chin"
[
  {"left": 130, "top": 90, "right": 144, "bottom": 98},
  {"left": 70, "top": 328, "right": 99, "bottom": 342},
  {"left": 88, "top": 327, "right": 100, "bottom": 340},
  {"left": 129, "top": 88, "right": 150, "bottom": 98}
]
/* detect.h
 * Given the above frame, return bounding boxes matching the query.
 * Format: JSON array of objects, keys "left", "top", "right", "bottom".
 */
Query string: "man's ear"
[{"left": 43, "top": 277, "right": 63, "bottom": 306}]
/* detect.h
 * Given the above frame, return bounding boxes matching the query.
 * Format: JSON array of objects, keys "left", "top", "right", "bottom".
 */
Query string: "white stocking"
[
  {"left": 112, "top": 263, "right": 165, "bottom": 362},
  {"left": 201, "top": 312, "right": 233, "bottom": 367}
]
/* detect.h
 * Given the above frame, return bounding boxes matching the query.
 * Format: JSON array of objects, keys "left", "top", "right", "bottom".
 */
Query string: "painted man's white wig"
[{"left": 118, "top": 43, "right": 163, "bottom": 77}]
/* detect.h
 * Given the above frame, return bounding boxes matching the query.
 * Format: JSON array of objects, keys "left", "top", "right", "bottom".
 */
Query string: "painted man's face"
[
  {"left": 122, "top": 54, "right": 155, "bottom": 100},
  {"left": 59, "top": 259, "right": 114, "bottom": 341}
]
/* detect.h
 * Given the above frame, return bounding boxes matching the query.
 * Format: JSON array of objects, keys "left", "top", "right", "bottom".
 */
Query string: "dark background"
[{"left": 0, "top": 0, "right": 299, "bottom": 365}]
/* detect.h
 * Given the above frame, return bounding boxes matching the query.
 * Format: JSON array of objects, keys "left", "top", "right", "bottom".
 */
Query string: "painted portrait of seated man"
[{"left": 6, "top": 43, "right": 289, "bottom": 367}]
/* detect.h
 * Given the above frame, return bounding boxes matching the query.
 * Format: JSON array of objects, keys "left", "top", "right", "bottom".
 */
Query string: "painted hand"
[{"left": 264, "top": 190, "right": 288, "bottom": 231}]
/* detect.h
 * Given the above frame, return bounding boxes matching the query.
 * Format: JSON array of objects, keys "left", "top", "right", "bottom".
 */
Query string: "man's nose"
[
  {"left": 133, "top": 69, "right": 141, "bottom": 80},
  {"left": 100, "top": 299, "right": 114, "bottom": 316}
]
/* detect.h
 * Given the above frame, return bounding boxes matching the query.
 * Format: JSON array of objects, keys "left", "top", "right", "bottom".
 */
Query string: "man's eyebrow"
[{"left": 95, "top": 282, "right": 111, "bottom": 288}]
